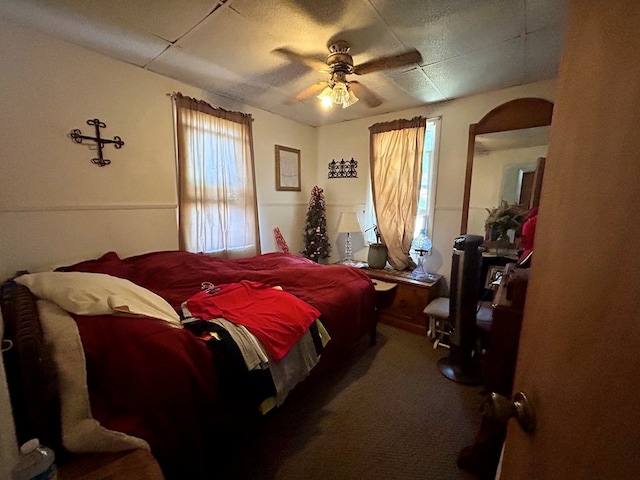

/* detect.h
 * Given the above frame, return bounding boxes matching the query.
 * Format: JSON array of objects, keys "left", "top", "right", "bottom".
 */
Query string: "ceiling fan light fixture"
[
  {"left": 283, "top": 39, "right": 420, "bottom": 110},
  {"left": 318, "top": 86, "right": 334, "bottom": 108},
  {"left": 317, "top": 81, "right": 359, "bottom": 109},
  {"left": 346, "top": 87, "right": 359, "bottom": 108}
]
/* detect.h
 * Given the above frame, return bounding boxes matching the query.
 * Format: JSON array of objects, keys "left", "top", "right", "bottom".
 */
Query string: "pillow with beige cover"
[{"left": 14, "top": 271, "right": 180, "bottom": 328}]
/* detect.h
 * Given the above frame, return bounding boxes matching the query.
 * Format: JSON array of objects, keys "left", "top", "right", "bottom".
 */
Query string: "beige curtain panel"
[
  {"left": 174, "top": 93, "right": 260, "bottom": 258},
  {"left": 369, "top": 116, "right": 426, "bottom": 270}
]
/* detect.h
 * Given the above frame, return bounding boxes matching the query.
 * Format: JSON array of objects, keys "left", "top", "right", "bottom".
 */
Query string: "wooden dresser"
[
  {"left": 363, "top": 267, "right": 442, "bottom": 335},
  {"left": 457, "top": 264, "right": 529, "bottom": 479}
]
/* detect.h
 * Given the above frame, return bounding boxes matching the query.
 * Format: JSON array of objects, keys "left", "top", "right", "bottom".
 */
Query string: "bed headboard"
[{"left": 1, "top": 280, "right": 65, "bottom": 457}]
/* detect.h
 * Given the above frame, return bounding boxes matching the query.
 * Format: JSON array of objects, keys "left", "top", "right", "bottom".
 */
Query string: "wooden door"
[
  {"left": 518, "top": 171, "right": 534, "bottom": 206},
  {"left": 528, "top": 157, "right": 545, "bottom": 209},
  {"left": 500, "top": 2, "right": 640, "bottom": 478}
]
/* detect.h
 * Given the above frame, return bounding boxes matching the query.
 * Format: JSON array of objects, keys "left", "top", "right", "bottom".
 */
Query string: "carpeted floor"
[{"left": 217, "top": 323, "right": 484, "bottom": 480}]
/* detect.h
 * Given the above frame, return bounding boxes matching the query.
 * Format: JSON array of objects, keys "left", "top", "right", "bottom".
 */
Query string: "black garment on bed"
[
  {"left": 183, "top": 320, "right": 276, "bottom": 408},
  {"left": 308, "top": 321, "right": 324, "bottom": 357}
]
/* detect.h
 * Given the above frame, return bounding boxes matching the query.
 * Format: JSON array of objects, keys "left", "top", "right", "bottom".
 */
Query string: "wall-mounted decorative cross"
[{"left": 69, "top": 118, "right": 124, "bottom": 167}]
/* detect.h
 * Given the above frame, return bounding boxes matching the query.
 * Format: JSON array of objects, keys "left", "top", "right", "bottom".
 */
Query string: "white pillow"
[{"left": 15, "top": 272, "right": 180, "bottom": 327}]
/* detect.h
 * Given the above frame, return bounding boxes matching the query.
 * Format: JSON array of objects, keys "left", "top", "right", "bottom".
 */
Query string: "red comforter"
[
  {"left": 61, "top": 250, "right": 376, "bottom": 351},
  {"left": 59, "top": 250, "right": 376, "bottom": 479}
]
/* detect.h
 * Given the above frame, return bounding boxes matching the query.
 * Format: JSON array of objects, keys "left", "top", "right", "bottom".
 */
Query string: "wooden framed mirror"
[{"left": 460, "top": 97, "right": 554, "bottom": 237}]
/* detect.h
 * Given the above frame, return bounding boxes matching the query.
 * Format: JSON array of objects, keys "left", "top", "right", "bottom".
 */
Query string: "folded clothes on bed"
[{"left": 183, "top": 280, "right": 320, "bottom": 361}]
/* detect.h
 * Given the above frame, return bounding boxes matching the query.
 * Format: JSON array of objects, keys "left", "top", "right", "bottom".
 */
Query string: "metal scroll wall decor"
[
  {"left": 328, "top": 158, "right": 358, "bottom": 178},
  {"left": 69, "top": 118, "right": 124, "bottom": 166}
]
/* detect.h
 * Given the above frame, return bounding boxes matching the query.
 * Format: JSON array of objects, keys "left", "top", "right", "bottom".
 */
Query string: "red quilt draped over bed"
[
  {"left": 59, "top": 251, "right": 376, "bottom": 479},
  {"left": 61, "top": 251, "right": 376, "bottom": 351}
]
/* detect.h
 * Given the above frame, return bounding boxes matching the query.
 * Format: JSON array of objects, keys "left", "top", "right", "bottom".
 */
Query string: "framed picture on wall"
[{"left": 275, "top": 145, "right": 301, "bottom": 191}]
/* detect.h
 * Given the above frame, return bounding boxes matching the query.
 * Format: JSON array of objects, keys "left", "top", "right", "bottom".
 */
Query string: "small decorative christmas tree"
[{"left": 301, "top": 185, "right": 331, "bottom": 262}]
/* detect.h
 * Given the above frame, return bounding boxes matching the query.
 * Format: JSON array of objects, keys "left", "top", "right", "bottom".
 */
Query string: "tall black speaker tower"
[{"left": 438, "top": 234, "right": 484, "bottom": 385}]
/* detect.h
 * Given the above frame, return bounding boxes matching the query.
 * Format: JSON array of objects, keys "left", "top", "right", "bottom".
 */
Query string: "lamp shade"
[
  {"left": 337, "top": 212, "right": 362, "bottom": 233},
  {"left": 412, "top": 231, "right": 432, "bottom": 251},
  {"left": 317, "top": 79, "right": 359, "bottom": 109}
]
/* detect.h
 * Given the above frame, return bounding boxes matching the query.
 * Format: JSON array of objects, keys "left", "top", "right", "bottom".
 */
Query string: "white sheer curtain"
[
  {"left": 363, "top": 181, "right": 377, "bottom": 244},
  {"left": 174, "top": 93, "right": 260, "bottom": 258},
  {"left": 369, "top": 116, "right": 426, "bottom": 270}
]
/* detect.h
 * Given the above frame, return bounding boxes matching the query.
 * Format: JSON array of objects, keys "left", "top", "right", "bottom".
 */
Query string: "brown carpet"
[{"left": 217, "top": 323, "right": 484, "bottom": 480}]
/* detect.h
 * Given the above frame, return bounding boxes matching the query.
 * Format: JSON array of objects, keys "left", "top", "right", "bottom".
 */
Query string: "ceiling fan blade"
[
  {"left": 272, "top": 47, "right": 330, "bottom": 72},
  {"left": 349, "top": 81, "right": 382, "bottom": 108},
  {"left": 353, "top": 49, "right": 422, "bottom": 75},
  {"left": 286, "top": 82, "right": 329, "bottom": 104}
]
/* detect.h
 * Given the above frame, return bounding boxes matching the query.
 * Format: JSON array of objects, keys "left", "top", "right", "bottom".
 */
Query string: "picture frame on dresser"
[{"left": 485, "top": 265, "right": 505, "bottom": 289}]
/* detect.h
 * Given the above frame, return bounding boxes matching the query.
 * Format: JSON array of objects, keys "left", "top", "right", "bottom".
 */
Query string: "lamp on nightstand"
[
  {"left": 412, "top": 230, "right": 433, "bottom": 273},
  {"left": 337, "top": 212, "right": 362, "bottom": 265}
]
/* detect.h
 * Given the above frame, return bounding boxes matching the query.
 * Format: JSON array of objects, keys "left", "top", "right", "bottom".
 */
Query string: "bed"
[{"left": 2, "top": 250, "right": 376, "bottom": 479}]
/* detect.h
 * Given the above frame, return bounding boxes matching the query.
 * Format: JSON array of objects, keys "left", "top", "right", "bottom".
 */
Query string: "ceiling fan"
[{"left": 274, "top": 40, "right": 422, "bottom": 109}]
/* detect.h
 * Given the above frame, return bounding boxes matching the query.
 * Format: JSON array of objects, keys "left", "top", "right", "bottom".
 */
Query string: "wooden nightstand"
[
  {"left": 363, "top": 267, "right": 442, "bottom": 335},
  {"left": 369, "top": 278, "right": 398, "bottom": 343}
]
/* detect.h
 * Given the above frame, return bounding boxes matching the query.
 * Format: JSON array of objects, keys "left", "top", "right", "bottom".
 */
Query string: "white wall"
[
  {"left": 317, "top": 80, "right": 556, "bottom": 285},
  {"left": 0, "top": 19, "right": 556, "bottom": 286},
  {"left": 0, "top": 21, "right": 317, "bottom": 279},
  {"left": 251, "top": 110, "right": 317, "bottom": 257}
]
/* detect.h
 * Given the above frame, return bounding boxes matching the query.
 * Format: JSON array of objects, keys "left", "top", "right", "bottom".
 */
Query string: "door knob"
[{"left": 482, "top": 391, "right": 535, "bottom": 433}]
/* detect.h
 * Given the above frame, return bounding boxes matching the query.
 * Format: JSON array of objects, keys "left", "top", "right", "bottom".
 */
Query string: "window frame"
[{"left": 413, "top": 116, "right": 441, "bottom": 251}]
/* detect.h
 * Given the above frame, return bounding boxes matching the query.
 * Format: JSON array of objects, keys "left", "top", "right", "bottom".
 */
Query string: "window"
[
  {"left": 365, "top": 117, "right": 440, "bottom": 251},
  {"left": 414, "top": 117, "right": 440, "bottom": 243},
  {"left": 174, "top": 93, "right": 260, "bottom": 258},
  {"left": 368, "top": 116, "right": 428, "bottom": 270}
]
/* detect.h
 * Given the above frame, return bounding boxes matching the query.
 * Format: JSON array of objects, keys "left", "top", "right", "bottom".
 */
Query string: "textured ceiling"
[
  {"left": 0, "top": 0, "right": 567, "bottom": 127},
  {"left": 475, "top": 125, "right": 550, "bottom": 154}
]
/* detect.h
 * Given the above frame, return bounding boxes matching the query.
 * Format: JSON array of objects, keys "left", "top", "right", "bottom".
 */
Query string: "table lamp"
[
  {"left": 412, "top": 231, "right": 433, "bottom": 273},
  {"left": 337, "top": 212, "right": 362, "bottom": 265}
]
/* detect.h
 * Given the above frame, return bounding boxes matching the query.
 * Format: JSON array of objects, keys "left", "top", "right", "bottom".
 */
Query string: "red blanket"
[
  {"left": 185, "top": 281, "right": 320, "bottom": 360},
  {"left": 72, "top": 314, "right": 220, "bottom": 480},
  {"left": 61, "top": 250, "right": 376, "bottom": 351},
  {"left": 58, "top": 251, "right": 376, "bottom": 478}
]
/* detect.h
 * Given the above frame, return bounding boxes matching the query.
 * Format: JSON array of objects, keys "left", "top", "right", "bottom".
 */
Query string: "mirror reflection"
[{"left": 467, "top": 126, "right": 549, "bottom": 239}]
